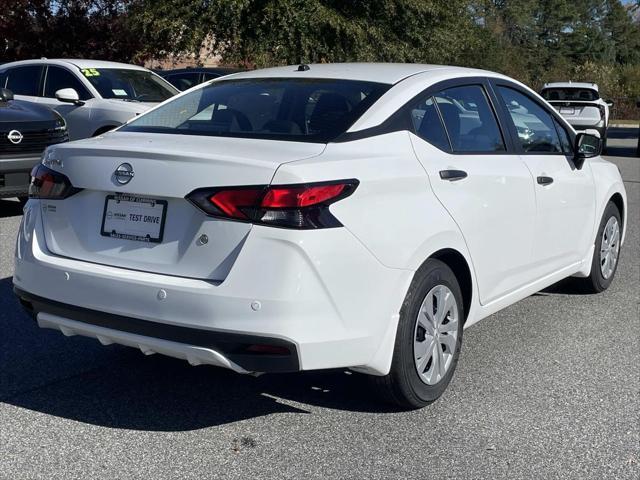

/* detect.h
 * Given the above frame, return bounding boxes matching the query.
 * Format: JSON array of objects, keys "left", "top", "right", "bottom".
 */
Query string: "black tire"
[
  {"left": 580, "top": 201, "right": 622, "bottom": 293},
  {"left": 372, "top": 259, "right": 464, "bottom": 409}
]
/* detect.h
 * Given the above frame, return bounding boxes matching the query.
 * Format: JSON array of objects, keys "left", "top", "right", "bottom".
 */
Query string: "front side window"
[
  {"left": 44, "top": 66, "right": 91, "bottom": 100},
  {"left": 432, "top": 85, "right": 505, "bottom": 152},
  {"left": 82, "top": 68, "right": 177, "bottom": 102},
  {"left": 5, "top": 66, "right": 43, "bottom": 96},
  {"left": 121, "top": 78, "right": 390, "bottom": 142},
  {"left": 497, "top": 86, "right": 563, "bottom": 153}
]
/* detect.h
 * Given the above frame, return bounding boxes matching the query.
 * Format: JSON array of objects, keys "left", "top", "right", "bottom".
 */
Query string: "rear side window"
[
  {"left": 497, "top": 86, "right": 563, "bottom": 153},
  {"left": 411, "top": 97, "right": 450, "bottom": 151},
  {"left": 5, "top": 66, "right": 42, "bottom": 96},
  {"left": 541, "top": 88, "right": 599, "bottom": 101},
  {"left": 44, "top": 66, "right": 92, "bottom": 100},
  {"left": 122, "top": 78, "right": 390, "bottom": 142},
  {"left": 433, "top": 85, "right": 505, "bottom": 153}
]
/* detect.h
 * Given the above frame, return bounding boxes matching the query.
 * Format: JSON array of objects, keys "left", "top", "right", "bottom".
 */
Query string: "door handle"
[
  {"left": 537, "top": 176, "right": 554, "bottom": 186},
  {"left": 439, "top": 170, "right": 468, "bottom": 181}
]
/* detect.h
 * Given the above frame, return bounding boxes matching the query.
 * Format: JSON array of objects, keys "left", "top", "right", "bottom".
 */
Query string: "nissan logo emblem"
[
  {"left": 7, "top": 130, "right": 23, "bottom": 144},
  {"left": 114, "top": 163, "right": 135, "bottom": 185}
]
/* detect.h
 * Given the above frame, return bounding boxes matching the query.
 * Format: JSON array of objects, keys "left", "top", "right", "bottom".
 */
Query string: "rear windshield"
[
  {"left": 120, "top": 78, "right": 390, "bottom": 142},
  {"left": 541, "top": 88, "right": 599, "bottom": 102}
]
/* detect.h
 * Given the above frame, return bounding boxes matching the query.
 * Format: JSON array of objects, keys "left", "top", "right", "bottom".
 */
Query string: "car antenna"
[{"left": 297, "top": 64, "right": 310, "bottom": 72}]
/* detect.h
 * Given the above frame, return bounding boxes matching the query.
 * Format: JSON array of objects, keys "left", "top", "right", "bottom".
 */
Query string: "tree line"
[{"left": 2, "top": 1, "right": 640, "bottom": 112}]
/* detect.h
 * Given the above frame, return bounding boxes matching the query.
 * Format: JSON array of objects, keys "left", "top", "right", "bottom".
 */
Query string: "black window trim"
[
  {"left": 489, "top": 79, "right": 576, "bottom": 157},
  {"left": 42, "top": 64, "right": 94, "bottom": 100},
  {"left": 335, "top": 76, "right": 517, "bottom": 154}
]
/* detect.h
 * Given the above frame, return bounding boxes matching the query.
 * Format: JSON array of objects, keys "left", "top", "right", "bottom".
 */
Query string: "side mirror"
[
  {"left": 55, "top": 88, "right": 84, "bottom": 106},
  {"left": 574, "top": 132, "right": 601, "bottom": 169},
  {"left": 606, "top": 100, "right": 614, "bottom": 108},
  {"left": 0, "top": 88, "right": 14, "bottom": 102},
  {"left": 636, "top": 99, "right": 640, "bottom": 108}
]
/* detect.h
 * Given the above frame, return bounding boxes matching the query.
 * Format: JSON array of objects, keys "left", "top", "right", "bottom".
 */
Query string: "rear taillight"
[
  {"left": 29, "top": 164, "right": 80, "bottom": 199},
  {"left": 598, "top": 104, "right": 606, "bottom": 120},
  {"left": 186, "top": 179, "right": 358, "bottom": 229}
]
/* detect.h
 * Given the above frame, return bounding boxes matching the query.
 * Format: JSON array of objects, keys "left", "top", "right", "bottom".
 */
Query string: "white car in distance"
[
  {"left": 0, "top": 59, "right": 178, "bottom": 140},
  {"left": 14, "top": 64, "right": 627, "bottom": 408},
  {"left": 541, "top": 82, "right": 612, "bottom": 147}
]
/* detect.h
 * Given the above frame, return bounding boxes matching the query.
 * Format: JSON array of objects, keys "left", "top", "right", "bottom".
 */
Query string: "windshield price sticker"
[{"left": 81, "top": 68, "right": 100, "bottom": 77}]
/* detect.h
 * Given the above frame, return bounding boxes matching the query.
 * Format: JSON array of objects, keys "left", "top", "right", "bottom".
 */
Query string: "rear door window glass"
[
  {"left": 432, "top": 85, "right": 505, "bottom": 152},
  {"left": 5, "top": 66, "right": 43, "bottom": 96},
  {"left": 411, "top": 96, "right": 451, "bottom": 151}
]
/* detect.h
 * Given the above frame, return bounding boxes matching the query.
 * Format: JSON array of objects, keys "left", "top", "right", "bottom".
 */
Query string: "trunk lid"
[
  {"left": 40, "top": 132, "right": 325, "bottom": 280},
  {"left": 548, "top": 101, "right": 602, "bottom": 127}
]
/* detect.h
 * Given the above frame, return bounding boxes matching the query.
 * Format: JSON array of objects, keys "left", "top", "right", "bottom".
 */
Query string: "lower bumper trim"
[{"left": 14, "top": 287, "right": 300, "bottom": 373}]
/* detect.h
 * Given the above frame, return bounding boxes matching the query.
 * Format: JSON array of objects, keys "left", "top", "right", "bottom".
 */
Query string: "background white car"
[
  {"left": 541, "top": 82, "right": 611, "bottom": 147},
  {"left": 14, "top": 64, "right": 627, "bottom": 408},
  {"left": 0, "top": 59, "right": 178, "bottom": 140}
]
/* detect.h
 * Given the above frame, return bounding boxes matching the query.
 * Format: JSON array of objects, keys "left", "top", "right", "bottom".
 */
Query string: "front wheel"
[
  {"left": 372, "top": 259, "right": 464, "bottom": 409},
  {"left": 581, "top": 201, "right": 622, "bottom": 293}
]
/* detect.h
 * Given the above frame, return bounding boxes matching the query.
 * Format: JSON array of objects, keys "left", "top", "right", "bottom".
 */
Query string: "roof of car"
[
  {"left": 0, "top": 59, "right": 148, "bottom": 71},
  {"left": 159, "top": 67, "right": 242, "bottom": 75},
  {"left": 225, "top": 63, "right": 497, "bottom": 85},
  {"left": 542, "top": 81, "right": 599, "bottom": 91}
]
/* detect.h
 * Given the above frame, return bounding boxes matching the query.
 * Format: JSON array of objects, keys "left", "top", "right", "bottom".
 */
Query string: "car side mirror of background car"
[
  {"left": 574, "top": 132, "right": 601, "bottom": 169},
  {"left": 55, "top": 88, "right": 84, "bottom": 106},
  {"left": 0, "top": 88, "right": 14, "bottom": 102},
  {"left": 605, "top": 100, "right": 614, "bottom": 108}
]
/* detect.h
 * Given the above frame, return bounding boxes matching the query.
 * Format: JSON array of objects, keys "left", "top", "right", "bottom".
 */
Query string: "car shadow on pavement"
[
  {"left": 0, "top": 199, "right": 24, "bottom": 218},
  {"left": 0, "top": 277, "right": 398, "bottom": 432}
]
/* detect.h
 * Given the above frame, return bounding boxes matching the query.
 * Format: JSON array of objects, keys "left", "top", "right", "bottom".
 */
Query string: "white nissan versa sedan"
[{"left": 14, "top": 64, "right": 627, "bottom": 408}]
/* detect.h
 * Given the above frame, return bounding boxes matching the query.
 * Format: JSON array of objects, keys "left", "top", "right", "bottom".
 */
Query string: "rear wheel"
[
  {"left": 372, "top": 259, "right": 464, "bottom": 409},
  {"left": 581, "top": 201, "right": 621, "bottom": 293}
]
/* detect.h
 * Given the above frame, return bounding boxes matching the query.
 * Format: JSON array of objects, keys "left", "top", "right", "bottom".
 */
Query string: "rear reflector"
[
  {"left": 29, "top": 164, "right": 80, "bottom": 200},
  {"left": 245, "top": 344, "right": 291, "bottom": 355},
  {"left": 187, "top": 179, "right": 358, "bottom": 229}
]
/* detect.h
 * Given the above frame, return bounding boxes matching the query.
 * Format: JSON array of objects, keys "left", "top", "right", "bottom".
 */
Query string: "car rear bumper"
[
  {"left": 14, "top": 199, "right": 411, "bottom": 374},
  {"left": 15, "top": 287, "right": 300, "bottom": 373},
  {"left": 0, "top": 153, "right": 39, "bottom": 198}
]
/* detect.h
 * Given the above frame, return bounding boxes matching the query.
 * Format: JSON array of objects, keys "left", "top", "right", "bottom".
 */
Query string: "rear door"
[
  {"left": 409, "top": 79, "right": 537, "bottom": 305},
  {"left": 492, "top": 83, "right": 596, "bottom": 277},
  {"left": 39, "top": 65, "right": 95, "bottom": 140}
]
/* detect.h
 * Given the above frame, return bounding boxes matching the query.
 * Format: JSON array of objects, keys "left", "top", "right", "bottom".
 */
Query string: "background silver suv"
[{"left": 0, "top": 59, "right": 178, "bottom": 140}]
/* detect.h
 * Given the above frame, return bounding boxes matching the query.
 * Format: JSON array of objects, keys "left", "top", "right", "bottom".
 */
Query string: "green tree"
[{"left": 131, "top": 0, "right": 480, "bottom": 67}]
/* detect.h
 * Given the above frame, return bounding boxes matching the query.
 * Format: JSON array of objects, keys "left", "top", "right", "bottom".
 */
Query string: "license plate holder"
[
  {"left": 560, "top": 106, "right": 575, "bottom": 114},
  {"left": 101, "top": 194, "right": 167, "bottom": 243}
]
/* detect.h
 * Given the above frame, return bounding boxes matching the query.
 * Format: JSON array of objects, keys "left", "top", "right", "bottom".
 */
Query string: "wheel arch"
[
  {"left": 609, "top": 192, "right": 625, "bottom": 233},
  {"left": 427, "top": 248, "right": 473, "bottom": 324}
]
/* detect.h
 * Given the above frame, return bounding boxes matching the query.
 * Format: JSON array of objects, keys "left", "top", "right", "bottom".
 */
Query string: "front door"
[{"left": 493, "top": 84, "right": 596, "bottom": 277}]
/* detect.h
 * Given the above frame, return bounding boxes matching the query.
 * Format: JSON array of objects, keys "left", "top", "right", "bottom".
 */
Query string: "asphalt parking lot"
[{"left": 0, "top": 129, "right": 638, "bottom": 480}]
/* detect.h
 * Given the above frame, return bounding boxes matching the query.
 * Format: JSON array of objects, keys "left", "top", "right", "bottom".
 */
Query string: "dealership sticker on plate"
[{"left": 101, "top": 194, "right": 167, "bottom": 243}]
